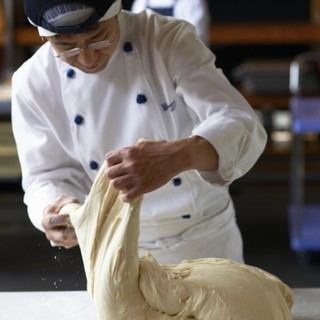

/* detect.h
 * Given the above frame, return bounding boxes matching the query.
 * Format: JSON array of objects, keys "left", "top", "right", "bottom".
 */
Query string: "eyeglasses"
[{"left": 55, "top": 39, "right": 113, "bottom": 59}]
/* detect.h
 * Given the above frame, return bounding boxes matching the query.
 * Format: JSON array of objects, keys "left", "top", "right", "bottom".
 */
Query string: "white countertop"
[
  {"left": 0, "top": 288, "right": 319, "bottom": 320},
  {"left": 0, "top": 291, "right": 96, "bottom": 320},
  {"left": 291, "top": 288, "right": 320, "bottom": 319}
]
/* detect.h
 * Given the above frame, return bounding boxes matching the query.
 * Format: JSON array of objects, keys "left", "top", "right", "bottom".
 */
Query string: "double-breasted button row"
[
  {"left": 172, "top": 177, "right": 190, "bottom": 219},
  {"left": 122, "top": 42, "right": 148, "bottom": 106},
  {"left": 65, "top": 68, "right": 96, "bottom": 170}
]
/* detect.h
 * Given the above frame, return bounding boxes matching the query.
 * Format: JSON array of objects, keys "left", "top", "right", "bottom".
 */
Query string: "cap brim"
[{"left": 35, "top": 0, "right": 122, "bottom": 37}]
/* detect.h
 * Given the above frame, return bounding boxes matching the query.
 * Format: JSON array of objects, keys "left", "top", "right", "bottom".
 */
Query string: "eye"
[{"left": 56, "top": 43, "right": 77, "bottom": 50}]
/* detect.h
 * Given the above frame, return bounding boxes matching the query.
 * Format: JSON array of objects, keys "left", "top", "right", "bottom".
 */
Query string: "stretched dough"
[{"left": 60, "top": 161, "right": 294, "bottom": 320}]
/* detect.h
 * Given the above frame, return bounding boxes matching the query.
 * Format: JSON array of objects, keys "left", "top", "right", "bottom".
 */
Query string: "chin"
[
  {"left": 77, "top": 60, "right": 109, "bottom": 74},
  {"left": 80, "top": 66, "right": 104, "bottom": 74}
]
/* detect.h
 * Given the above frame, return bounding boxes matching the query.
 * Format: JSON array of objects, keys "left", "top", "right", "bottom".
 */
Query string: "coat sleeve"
[
  {"left": 157, "top": 20, "right": 267, "bottom": 185},
  {"left": 11, "top": 53, "right": 90, "bottom": 231}
]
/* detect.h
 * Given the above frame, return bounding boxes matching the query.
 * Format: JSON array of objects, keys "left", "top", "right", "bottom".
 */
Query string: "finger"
[
  {"left": 109, "top": 174, "right": 135, "bottom": 193},
  {"left": 62, "top": 227, "right": 77, "bottom": 242},
  {"left": 119, "top": 191, "right": 137, "bottom": 203},
  {"left": 137, "top": 137, "right": 151, "bottom": 143},
  {"left": 105, "top": 152, "right": 122, "bottom": 167},
  {"left": 119, "top": 186, "right": 140, "bottom": 203},
  {"left": 44, "top": 197, "right": 79, "bottom": 215},
  {"left": 106, "top": 163, "right": 127, "bottom": 179},
  {"left": 46, "top": 227, "right": 77, "bottom": 248},
  {"left": 119, "top": 192, "right": 130, "bottom": 203},
  {"left": 59, "top": 203, "right": 81, "bottom": 215},
  {"left": 48, "top": 214, "right": 72, "bottom": 228}
]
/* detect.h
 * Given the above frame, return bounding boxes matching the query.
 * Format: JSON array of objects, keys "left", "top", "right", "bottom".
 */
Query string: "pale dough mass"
[{"left": 60, "top": 162, "right": 294, "bottom": 320}]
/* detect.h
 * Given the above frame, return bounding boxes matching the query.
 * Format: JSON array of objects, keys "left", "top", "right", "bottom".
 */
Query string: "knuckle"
[
  {"left": 126, "top": 146, "right": 140, "bottom": 158},
  {"left": 62, "top": 227, "right": 75, "bottom": 241}
]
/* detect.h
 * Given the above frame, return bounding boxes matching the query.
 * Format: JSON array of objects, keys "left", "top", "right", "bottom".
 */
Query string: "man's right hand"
[{"left": 42, "top": 195, "right": 80, "bottom": 249}]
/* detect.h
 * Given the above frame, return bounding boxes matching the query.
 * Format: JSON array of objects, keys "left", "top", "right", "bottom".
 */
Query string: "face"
[{"left": 47, "top": 17, "right": 120, "bottom": 74}]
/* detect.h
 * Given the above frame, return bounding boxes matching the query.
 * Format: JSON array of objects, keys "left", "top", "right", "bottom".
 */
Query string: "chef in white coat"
[
  {"left": 131, "top": 0, "right": 211, "bottom": 45},
  {"left": 12, "top": 0, "right": 267, "bottom": 265}
]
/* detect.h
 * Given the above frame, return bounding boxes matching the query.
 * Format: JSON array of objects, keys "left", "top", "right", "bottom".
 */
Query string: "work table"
[{"left": 0, "top": 288, "right": 319, "bottom": 319}]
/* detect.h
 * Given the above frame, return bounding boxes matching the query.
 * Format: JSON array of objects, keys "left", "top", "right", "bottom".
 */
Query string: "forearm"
[{"left": 169, "top": 135, "right": 219, "bottom": 174}]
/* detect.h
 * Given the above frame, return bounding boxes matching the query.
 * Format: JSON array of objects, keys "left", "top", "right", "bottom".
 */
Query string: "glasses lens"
[
  {"left": 57, "top": 40, "right": 112, "bottom": 58},
  {"left": 88, "top": 40, "right": 113, "bottom": 50},
  {"left": 59, "top": 48, "right": 82, "bottom": 58}
]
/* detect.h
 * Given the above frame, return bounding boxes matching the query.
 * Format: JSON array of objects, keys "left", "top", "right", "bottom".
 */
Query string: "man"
[{"left": 12, "top": 0, "right": 267, "bottom": 264}]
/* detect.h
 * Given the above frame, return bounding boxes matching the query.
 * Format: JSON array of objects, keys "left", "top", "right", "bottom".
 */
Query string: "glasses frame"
[{"left": 55, "top": 39, "right": 113, "bottom": 59}]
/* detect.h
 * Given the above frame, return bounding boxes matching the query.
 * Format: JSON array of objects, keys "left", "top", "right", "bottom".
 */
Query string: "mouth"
[
  {"left": 80, "top": 63, "right": 102, "bottom": 73},
  {"left": 81, "top": 57, "right": 110, "bottom": 73}
]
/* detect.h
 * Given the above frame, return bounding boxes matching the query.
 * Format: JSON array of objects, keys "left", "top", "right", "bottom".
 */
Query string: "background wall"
[
  {"left": 122, "top": 0, "right": 311, "bottom": 22},
  {"left": 209, "top": 0, "right": 310, "bottom": 23}
]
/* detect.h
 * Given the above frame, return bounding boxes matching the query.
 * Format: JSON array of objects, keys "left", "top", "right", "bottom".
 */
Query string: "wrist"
[{"left": 179, "top": 136, "right": 219, "bottom": 171}]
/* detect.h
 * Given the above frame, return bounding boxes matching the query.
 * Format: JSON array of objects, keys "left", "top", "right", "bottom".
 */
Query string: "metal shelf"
[
  {"left": 288, "top": 204, "right": 320, "bottom": 252},
  {"left": 288, "top": 53, "right": 320, "bottom": 257},
  {"left": 0, "top": 100, "right": 10, "bottom": 116}
]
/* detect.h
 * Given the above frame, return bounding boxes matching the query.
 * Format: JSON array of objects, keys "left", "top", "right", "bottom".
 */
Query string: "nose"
[{"left": 76, "top": 48, "right": 97, "bottom": 66}]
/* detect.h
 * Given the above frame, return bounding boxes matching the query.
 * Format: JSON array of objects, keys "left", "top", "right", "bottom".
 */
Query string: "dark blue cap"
[{"left": 23, "top": 0, "right": 121, "bottom": 35}]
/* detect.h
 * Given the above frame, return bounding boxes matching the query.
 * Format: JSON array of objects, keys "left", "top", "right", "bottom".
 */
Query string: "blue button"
[
  {"left": 123, "top": 42, "right": 133, "bottom": 52},
  {"left": 172, "top": 177, "right": 182, "bottom": 186},
  {"left": 136, "top": 94, "right": 147, "bottom": 104},
  {"left": 66, "top": 69, "right": 75, "bottom": 78},
  {"left": 74, "top": 115, "right": 84, "bottom": 125},
  {"left": 181, "top": 214, "right": 191, "bottom": 219},
  {"left": 89, "top": 161, "right": 99, "bottom": 170}
]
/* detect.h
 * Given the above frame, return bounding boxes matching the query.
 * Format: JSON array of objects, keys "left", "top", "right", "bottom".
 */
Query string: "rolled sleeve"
[{"left": 167, "top": 26, "right": 267, "bottom": 184}]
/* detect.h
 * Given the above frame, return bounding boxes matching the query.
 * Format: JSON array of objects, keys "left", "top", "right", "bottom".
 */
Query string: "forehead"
[{"left": 52, "top": 19, "right": 112, "bottom": 43}]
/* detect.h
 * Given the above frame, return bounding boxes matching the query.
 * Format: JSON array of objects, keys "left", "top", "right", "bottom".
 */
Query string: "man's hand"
[
  {"left": 106, "top": 139, "right": 177, "bottom": 202},
  {"left": 42, "top": 195, "right": 80, "bottom": 249},
  {"left": 105, "top": 136, "right": 218, "bottom": 202}
]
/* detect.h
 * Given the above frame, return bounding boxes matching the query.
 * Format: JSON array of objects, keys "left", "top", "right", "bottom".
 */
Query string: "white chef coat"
[
  {"left": 131, "top": 0, "right": 211, "bottom": 45},
  {"left": 11, "top": 10, "right": 267, "bottom": 264}
]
